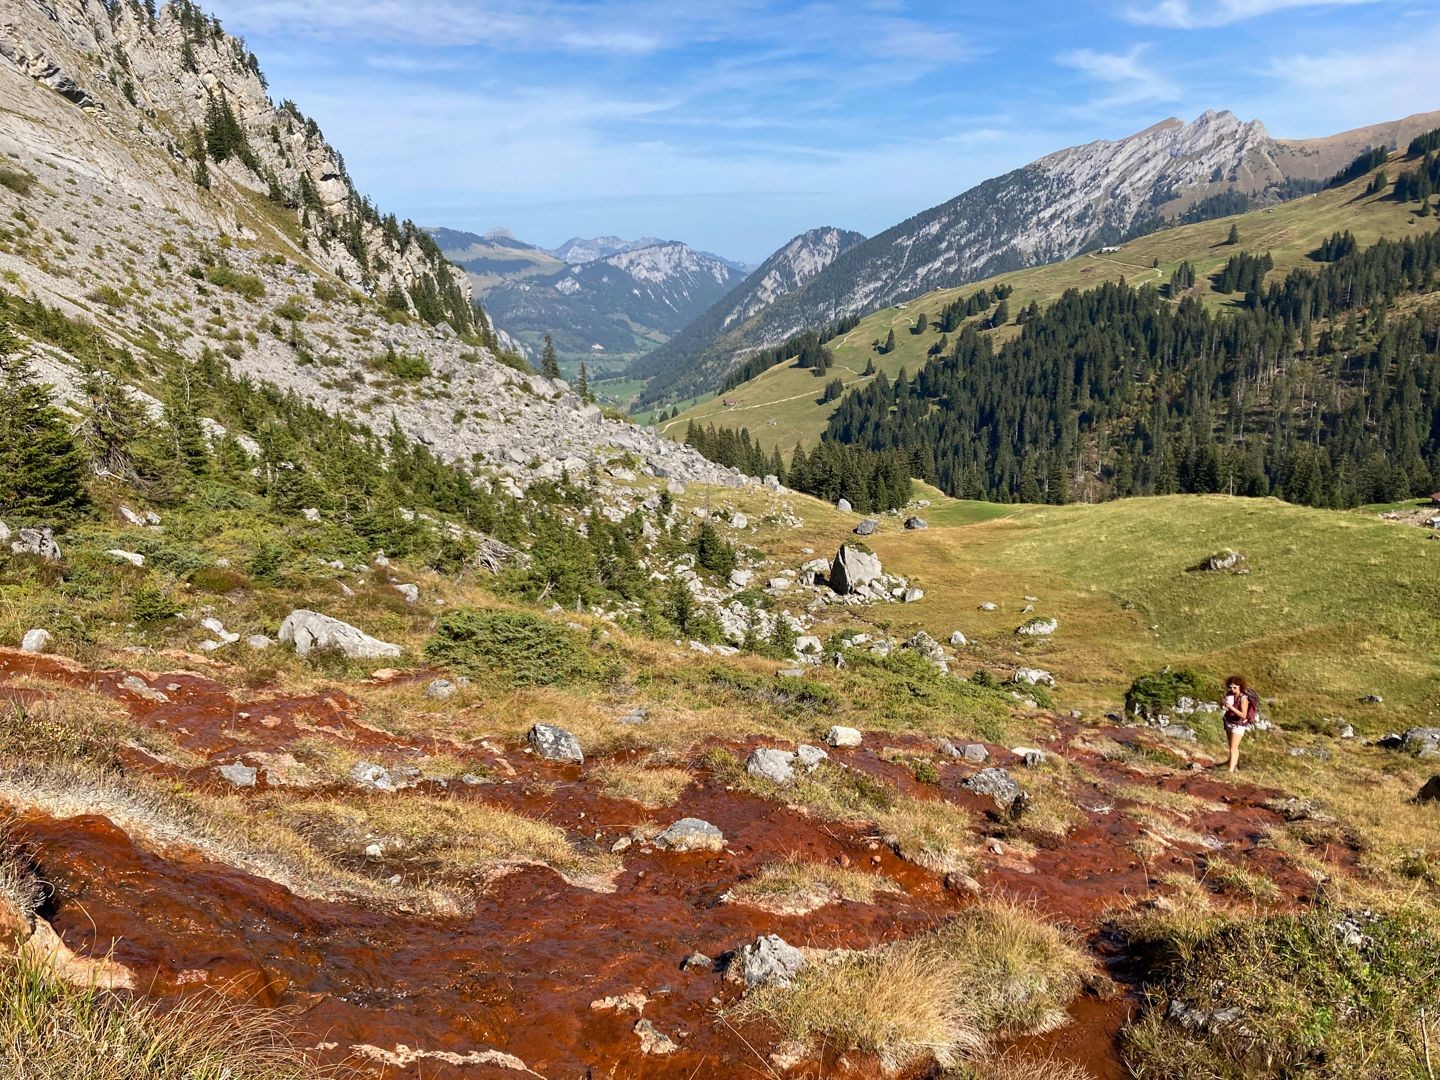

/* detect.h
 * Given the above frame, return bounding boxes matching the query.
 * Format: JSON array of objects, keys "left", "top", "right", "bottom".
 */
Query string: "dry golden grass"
[
  {"left": 960, "top": 1051, "right": 1096, "bottom": 1080},
  {"left": 877, "top": 797, "right": 975, "bottom": 875},
  {"left": 1202, "top": 857, "right": 1281, "bottom": 904},
  {"left": 1126, "top": 808, "right": 1220, "bottom": 853},
  {"left": 0, "top": 950, "right": 348, "bottom": 1079},
  {"left": 739, "top": 900, "right": 1089, "bottom": 1073},
  {"left": 590, "top": 762, "right": 692, "bottom": 808},
  {"left": 0, "top": 680, "right": 198, "bottom": 770},
  {"left": 725, "top": 856, "right": 898, "bottom": 914},
  {"left": 278, "top": 794, "right": 619, "bottom": 888}
]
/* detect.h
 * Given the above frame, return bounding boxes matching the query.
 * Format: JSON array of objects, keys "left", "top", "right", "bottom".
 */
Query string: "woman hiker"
[{"left": 1221, "top": 674, "right": 1258, "bottom": 773}]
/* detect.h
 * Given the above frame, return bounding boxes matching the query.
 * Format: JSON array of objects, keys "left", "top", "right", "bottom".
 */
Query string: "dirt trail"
[{"left": 0, "top": 650, "right": 1342, "bottom": 1078}]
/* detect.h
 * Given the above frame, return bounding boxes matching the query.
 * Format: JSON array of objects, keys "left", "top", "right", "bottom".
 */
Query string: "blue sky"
[{"left": 207, "top": 0, "right": 1440, "bottom": 264}]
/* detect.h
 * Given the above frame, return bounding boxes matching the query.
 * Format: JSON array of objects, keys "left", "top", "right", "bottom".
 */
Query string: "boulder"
[
  {"left": 528, "top": 723, "right": 584, "bottom": 764},
  {"left": 1204, "top": 549, "right": 1247, "bottom": 572},
  {"left": 106, "top": 549, "right": 145, "bottom": 567},
  {"left": 836, "top": 498, "right": 852, "bottom": 513},
  {"left": 1400, "top": 728, "right": 1440, "bottom": 759},
  {"left": 633, "top": 1018, "right": 678, "bottom": 1056},
  {"left": 655, "top": 817, "right": 725, "bottom": 852},
  {"left": 728, "top": 569, "right": 754, "bottom": 588},
  {"left": 978, "top": 601, "right": 998, "bottom": 611},
  {"left": 118, "top": 675, "right": 168, "bottom": 703},
  {"left": 11, "top": 527, "right": 62, "bottom": 561},
  {"left": 903, "top": 588, "right": 925, "bottom": 603},
  {"left": 730, "top": 512, "right": 749, "bottom": 530},
  {"left": 903, "top": 631, "right": 948, "bottom": 672},
  {"left": 961, "top": 743, "right": 989, "bottom": 764},
  {"left": 796, "top": 744, "right": 828, "bottom": 771},
  {"left": 1013, "top": 667, "right": 1055, "bottom": 687},
  {"left": 118, "top": 505, "right": 145, "bottom": 526},
  {"left": 245, "top": 635, "right": 273, "bottom": 650},
  {"left": 963, "top": 767, "right": 1023, "bottom": 807},
  {"left": 732, "top": 934, "right": 807, "bottom": 989},
  {"left": 746, "top": 747, "right": 797, "bottom": 785},
  {"left": 200, "top": 618, "right": 239, "bottom": 644},
  {"left": 393, "top": 583, "right": 420, "bottom": 604},
  {"left": 1416, "top": 776, "right": 1440, "bottom": 803},
  {"left": 217, "top": 762, "right": 258, "bottom": 788},
  {"left": 903, "top": 516, "right": 928, "bottom": 530},
  {"left": 793, "top": 635, "right": 822, "bottom": 656},
  {"left": 853, "top": 519, "right": 878, "bottom": 536},
  {"left": 829, "top": 543, "right": 883, "bottom": 595},
  {"left": 302, "top": 508, "right": 321, "bottom": 522},
  {"left": 278, "top": 610, "right": 402, "bottom": 660},
  {"left": 949, "top": 630, "right": 967, "bottom": 646},
  {"left": 825, "top": 725, "right": 862, "bottom": 748},
  {"left": 681, "top": 951, "right": 714, "bottom": 971},
  {"left": 426, "top": 679, "right": 457, "bottom": 701},
  {"left": 19, "top": 629, "right": 52, "bottom": 654},
  {"left": 1016, "top": 617, "right": 1058, "bottom": 637}
]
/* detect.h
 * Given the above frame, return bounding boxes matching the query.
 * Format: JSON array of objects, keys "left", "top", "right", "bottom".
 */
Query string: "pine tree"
[
  {"left": 576, "top": 362, "right": 593, "bottom": 403},
  {"left": 1226, "top": 222, "right": 1240, "bottom": 245},
  {"left": 862, "top": 357, "right": 876, "bottom": 376},
  {"left": 541, "top": 335, "right": 561, "bottom": 380},
  {"left": 0, "top": 321, "right": 87, "bottom": 521},
  {"left": 76, "top": 357, "right": 149, "bottom": 482},
  {"left": 882, "top": 328, "right": 896, "bottom": 354}
]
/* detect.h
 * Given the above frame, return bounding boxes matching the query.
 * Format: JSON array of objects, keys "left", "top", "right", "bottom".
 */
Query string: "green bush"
[
  {"left": 129, "top": 585, "right": 178, "bottom": 624},
  {"left": 205, "top": 265, "right": 266, "bottom": 300},
  {"left": 0, "top": 168, "right": 33, "bottom": 197},
  {"left": 1125, "top": 667, "right": 1215, "bottom": 720},
  {"left": 690, "top": 521, "right": 736, "bottom": 578},
  {"left": 424, "top": 608, "right": 592, "bottom": 688},
  {"left": 273, "top": 297, "right": 308, "bottom": 322},
  {"left": 189, "top": 566, "right": 249, "bottom": 594}
]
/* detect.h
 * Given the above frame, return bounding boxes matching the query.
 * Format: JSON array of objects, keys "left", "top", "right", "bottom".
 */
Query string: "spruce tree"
[
  {"left": 0, "top": 321, "right": 87, "bottom": 521},
  {"left": 541, "top": 335, "right": 561, "bottom": 380},
  {"left": 1226, "top": 222, "right": 1240, "bottom": 245},
  {"left": 577, "top": 362, "right": 593, "bottom": 403}
]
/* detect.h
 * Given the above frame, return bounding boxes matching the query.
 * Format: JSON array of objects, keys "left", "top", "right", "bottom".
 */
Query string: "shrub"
[
  {"left": 273, "top": 296, "right": 307, "bottom": 322},
  {"left": 0, "top": 168, "right": 33, "bottom": 197},
  {"left": 205, "top": 265, "right": 266, "bottom": 300},
  {"left": 129, "top": 584, "right": 179, "bottom": 624},
  {"left": 1125, "top": 667, "right": 1214, "bottom": 720},
  {"left": 424, "top": 608, "right": 592, "bottom": 687},
  {"left": 690, "top": 521, "right": 736, "bottom": 578},
  {"left": 189, "top": 566, "right": 249, "bottom": 593}
]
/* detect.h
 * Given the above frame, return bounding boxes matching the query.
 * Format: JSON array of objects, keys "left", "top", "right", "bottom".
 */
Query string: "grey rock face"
[
  {"left": 853, "top": 519, "right": 878, "bottom": 536},
  {"left": 655, "top": 817, "right": 725, "bottom": 852},
  {"left": 733, "top": 934, "right": 807, "bottom": 989},
  {"left": 1204, "top": 549, "right": 1247, "bottom": 572},
  {"left": 118, "top": 674, "right": 169, "bottom": 703},
  {"left": 528, "top": 723, "right": 584, "bottom": 764},
  {"left": 11, "top": 527, "right": 62, "bottom": 561},
  {"left": 217, "top": 762, "right": 258, "bottom": 787},
  {"left": 278, "top": 609, "right": 402, "bottom": 660},
  {"left": 796, "top": 744, "right": 828, "bottom": 771},
  {"left": 1401, "top": 728, "right": 1440, "bottom": 756},
  {"left": 961, "top": 743, "right": 989, "bottom": 764},
  {"left": 829, "top": 543, "right": 883, "bottom": 595},
  {"left": 746, "top": 747, "right": 797, "bottom": 785},
  {"left": 1016, "top": 617, "right": 1058, "bottom": 637},
  {"left": 903, "top": 517, "right": 928, "bottom": 530},
  {"left": 19, "top": 629, "right": 52, "bottom": 654},
  {"left": 963, "top": 767, "right": 1023, "bottom": 807},
  {"left": 426, "top": 679, "right": 457, "bottom": 700},
  {"left": 1012, "top": 667, "right": 1055, "bottom": 686}
]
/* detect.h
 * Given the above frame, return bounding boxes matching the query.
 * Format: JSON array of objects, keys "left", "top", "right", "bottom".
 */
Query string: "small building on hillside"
[{"left": 1430, "top": 491, "right": 1440, "bottom": 507}]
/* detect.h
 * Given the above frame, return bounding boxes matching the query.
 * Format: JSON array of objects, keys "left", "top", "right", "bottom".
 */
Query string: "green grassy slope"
[
  {"left": 841, "top": 491, "right": 1440, "bottom": 729},
  {"left": 662, "top": 155, "right": 1440, "bottom": 452}
]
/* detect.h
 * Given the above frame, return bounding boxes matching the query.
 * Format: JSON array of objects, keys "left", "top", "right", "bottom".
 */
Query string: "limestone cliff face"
[{"left": 0, "top": 0, "right": 750, "bottom": 490}]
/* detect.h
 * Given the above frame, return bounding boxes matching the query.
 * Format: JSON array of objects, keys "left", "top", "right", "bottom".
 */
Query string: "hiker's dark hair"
[{"left": 1224, "top": 674, "right": 1249, "bottom": 693}]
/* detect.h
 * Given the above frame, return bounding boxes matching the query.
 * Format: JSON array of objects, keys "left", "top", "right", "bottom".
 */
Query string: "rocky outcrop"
[
  {"left": 277, "top": 610, "right": 401, "bottom": 660},
  {"left": 730, "top": 934, "right": 807, "bottom": 989},
  {"left": 654, "top": 818, "right": 725, "bottom": 853},
  {"left": 528, "top": 724, "right": 584, "bottom": 765},
  {"left": 829, "top": 543, "right": 882, "bottom": 595}
]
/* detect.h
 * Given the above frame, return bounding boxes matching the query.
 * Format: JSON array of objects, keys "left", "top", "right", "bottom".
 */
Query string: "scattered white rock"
[
  {"left": 728, "top": 569, "right": 754, "bottom": 588},
  {"left": 246, "top": 634, "right": 273, "bottom": 650},
  {"left": 732, "top": 934, "right": 807, "bottom": 988},
  {"left": 979, "top": 601, "right": 998, "bottom": 611},
  {"left": 747, "top": 747, "right": 797, "bottom": 785},
  {"left": 528, "top": 723, "right": 583, "bottom": 764},
  {"left": 825, "top": 725, "right": 863, "bottom": 748},
  {"left": 118, "top": 505, "right": 145, "bottom": 526},
  {"left": 106, "top": 549, "right": 145, "bottom": 567},
  {"left": 1013, "top": 667, "right": 1055, "bottom": 687},
  {"left": 796, "top": 744, "right": 828, "bottom": 771},
  {"left": 118, "top": 675, "right": 169, "bottom": 703},
  {"left": 19, "top": 629, "right": 52, "bottom": 654},
  {"left": 302, "top": 508, "right": 321, "bottom": 522},
  {"left": 426, "top": 679, "right": 456, "bottom": 701},
  {"left": 217, "top": 762, "right": 257, "bottom": 787},
  {"left": 1016, "top": 617, "right": 1058, "bottom": 637},
  {"left": 278, "top": 610, "right": 401, "bottom": 660},
  {"left": 654, "top": 817, "right": 725, "bottom": 852},
  {"left": 393, "top": 583, "right": 420, "bottom": 604}
]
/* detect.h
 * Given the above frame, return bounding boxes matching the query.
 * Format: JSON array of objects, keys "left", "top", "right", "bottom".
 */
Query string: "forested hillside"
[{"left": 826, "top": 220, "right": 1440, "bottom": 507}]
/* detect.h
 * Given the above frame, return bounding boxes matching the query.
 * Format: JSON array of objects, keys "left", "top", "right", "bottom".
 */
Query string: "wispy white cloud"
[
  {"left": 1259, "top": 27, "right": 1440, "bottom": 132},
  {"left": 1124, "top": 0, "right": 1378, "bottom": 30},
  {"left": 1056, "top": 44, "right": 1181, "bottom": 107}
]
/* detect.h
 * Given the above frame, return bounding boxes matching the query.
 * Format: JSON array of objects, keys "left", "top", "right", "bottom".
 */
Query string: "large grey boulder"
[
  {"left": 11, "top": 527, "right": 62, "bottom": 561},
  {"left": 655, "top": 817, "right": 725, "bottom": 852},
  {"left": 1401, "top": 728, "right": 1440, "bottom": 758},
  {"left": 19, "top": 629, "right": 52, "bottom": 654},
  {"left": 825, "top": 725, "right": 862, "bottom": 748},
  {"left": 836, "top": 498, "right": 852, "bottom": 513},
  {"left": 746, "top": 747, "right": 796, "bottom": 785},
  {"left": 1204, "top": 549, "right": 1247, "bottom": 572},
  {"left": 853, "top": 519, "right": 878, "bottom": 536},
  {"left": 278, "top": 609, "right": 402, "bottom": 660},
  {"left": 829, "top": 543, "right": 883, "bottom": 595},
  {"left": 903, "top": 516, "right": 928, "bottom": 530},
  {"left": 732, "top": 934, "right": 807, "bottom": 988},
  {"left": 1016, "top": 617, "right": 1058, "bottom": 637},
  {"left": 963, "top": 767, "right": 1023, "bottom": 807},
  {"left": 1013, "top": 667, "right": 1055, "bottom": 687},
  {"left": 528, "top": 723, "right": 584, "bottom": 764}
]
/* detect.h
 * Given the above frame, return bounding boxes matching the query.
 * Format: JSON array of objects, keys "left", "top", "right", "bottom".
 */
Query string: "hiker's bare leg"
[{"left": 1228, "top": 727, "right": 1243, "bottom": 772}]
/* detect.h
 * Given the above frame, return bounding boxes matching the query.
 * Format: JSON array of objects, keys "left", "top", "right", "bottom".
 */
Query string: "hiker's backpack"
[{"left": 1243, "top": 688, "right": 1261, "bottom": 723}]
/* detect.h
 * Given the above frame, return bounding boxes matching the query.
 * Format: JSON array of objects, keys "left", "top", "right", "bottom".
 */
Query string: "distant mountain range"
[
  {"left": 630, "top": 107, "right": 1440, "bottom": 406},
  {"left": 629, "top": 226, "right": 867, "bottom": 403},
  {"left": 430, "top": 228, "right": 749, "bottom": 361}
]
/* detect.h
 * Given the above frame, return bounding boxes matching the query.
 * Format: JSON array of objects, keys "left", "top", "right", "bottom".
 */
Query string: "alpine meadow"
[{"left": 0, "top": 2, "right": 1439, "bottom": 1079}]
